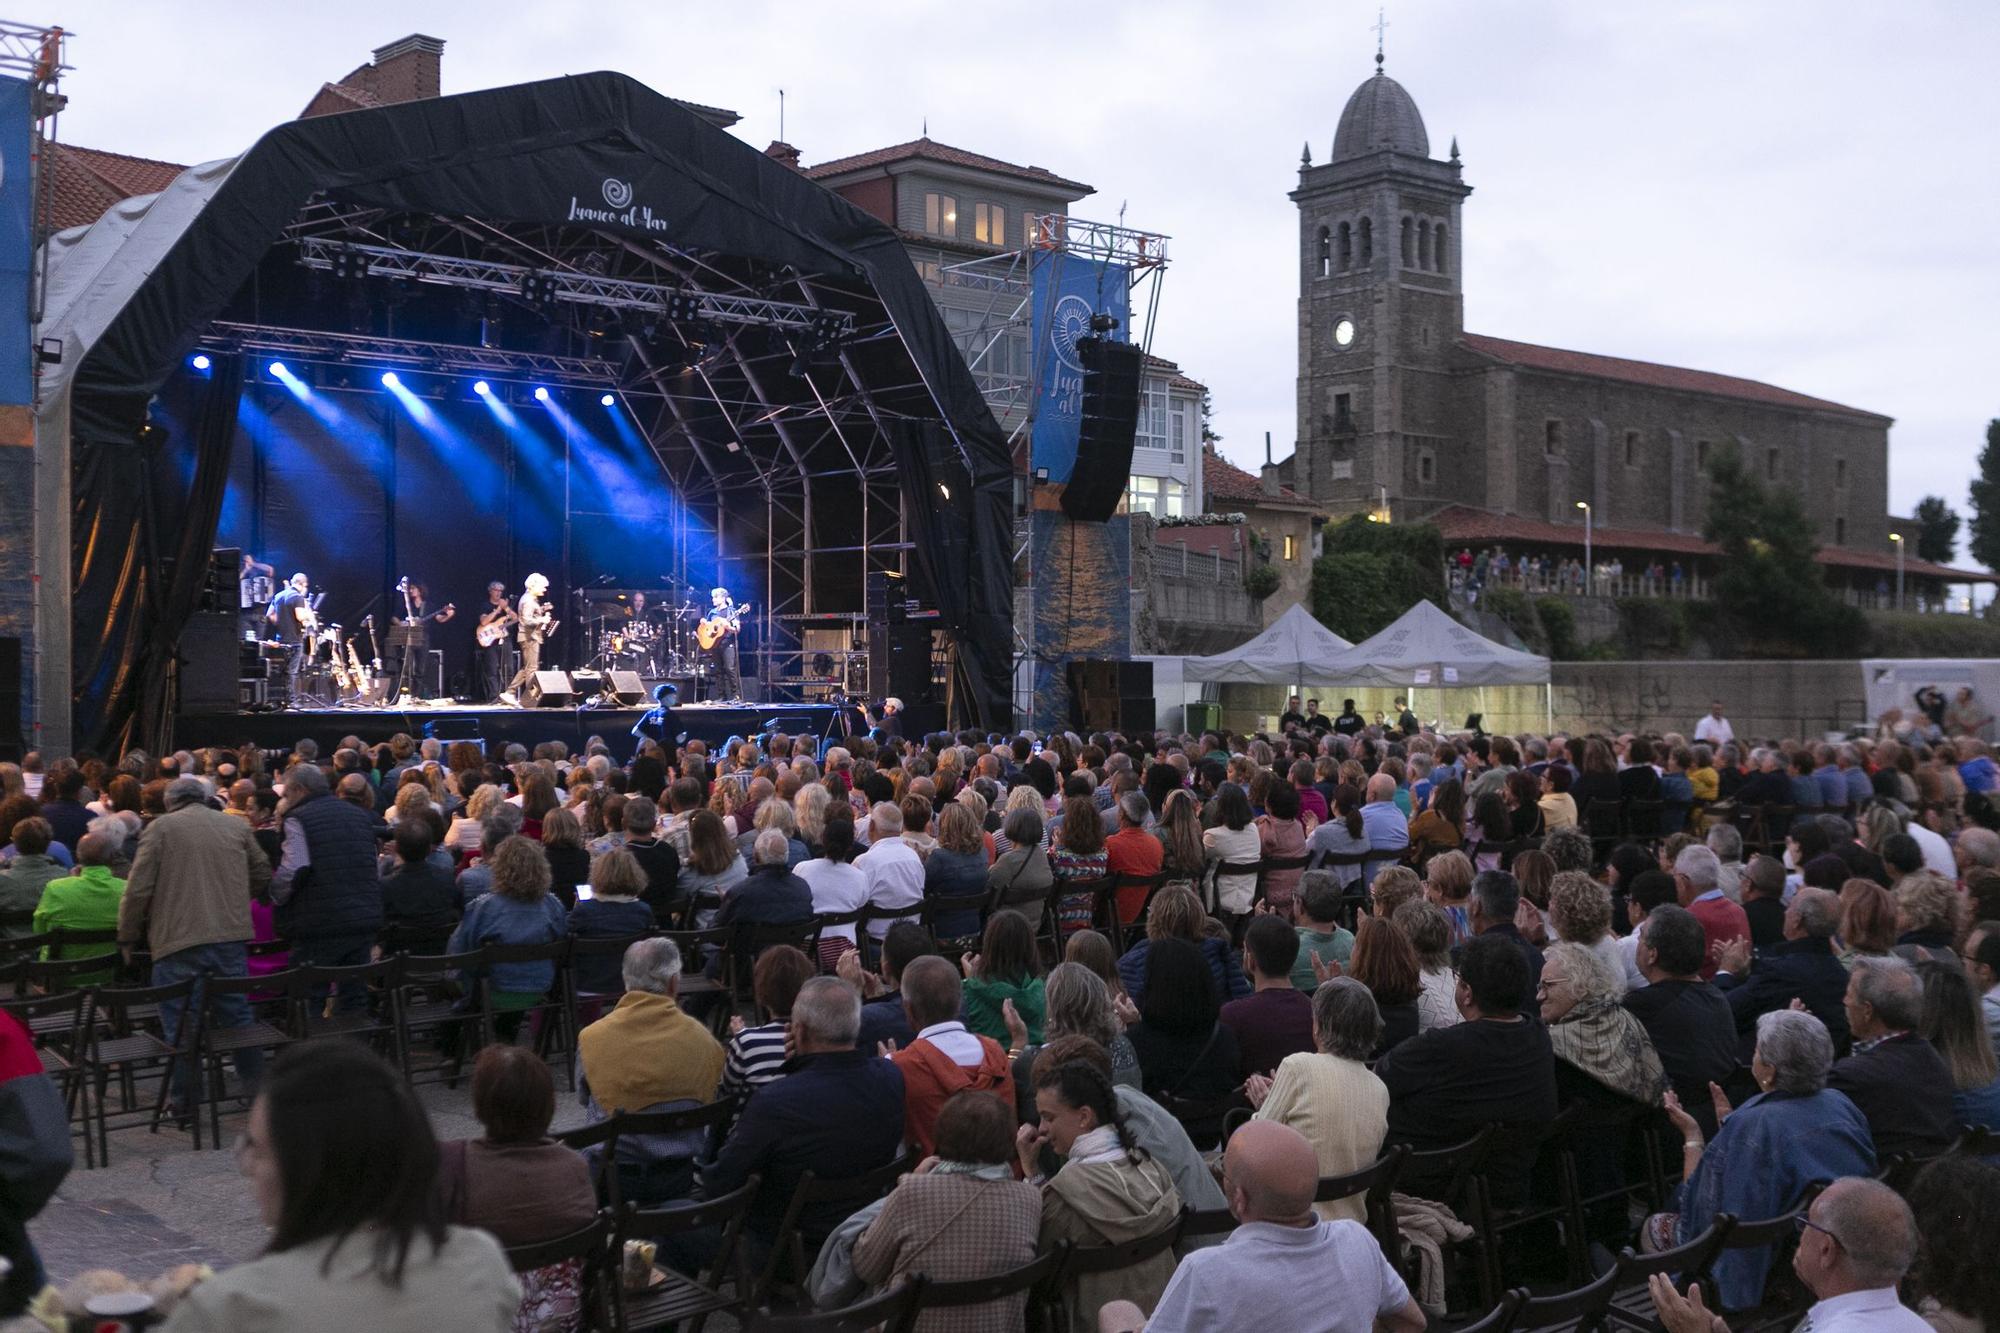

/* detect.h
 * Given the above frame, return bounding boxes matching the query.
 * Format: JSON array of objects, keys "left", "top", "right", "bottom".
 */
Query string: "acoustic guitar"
[{"left": 695, "top": 602, "right": 750, "bottom": 652}]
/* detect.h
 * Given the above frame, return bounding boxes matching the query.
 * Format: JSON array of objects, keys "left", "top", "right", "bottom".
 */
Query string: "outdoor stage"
[{"left": 173, "top": 700, "right": 848, "bottom": 759}]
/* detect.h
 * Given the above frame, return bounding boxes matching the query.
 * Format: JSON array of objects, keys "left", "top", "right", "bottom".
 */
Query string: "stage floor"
[{"left": 173, "top": 700, "right": 846, "bottom": 757}]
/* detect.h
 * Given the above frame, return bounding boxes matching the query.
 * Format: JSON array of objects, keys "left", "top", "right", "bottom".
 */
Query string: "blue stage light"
[
  {"left": 534, "top": 386, "right": 551, "bottom": 402},
  {"left": 381, "top": 371, "right": 401, "bottom": 389},
  {"left": 190, "top": 354, "right": 212, "bottom": 371},
  {"left": 268, "top": 361, "right": 288, "bottom": 377},
  {"left": 600, "top": 393, "right": 615, "bottom": 407},
  {"left": 473, "top": 380, "right": 491, "bottom": 396}
]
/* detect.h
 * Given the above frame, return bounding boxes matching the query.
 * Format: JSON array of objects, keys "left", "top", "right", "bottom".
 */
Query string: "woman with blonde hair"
[
  {"left": 1423, "top": 849, "right": 1476, "bottom": 947},
  {"left": 1151, "top": 787, "right": 1205, "bottom": 896},
  {"left": 388, "top": 781, "right": 433, "bottom": 829},
  {"left": 446, "top": 783, "right": 504, "bottom": 856},
  {"left": 1113, "top": 885, "right": 1249, "bottom": 1006},
  {"left": 1547, "top": 870, "right": 1629, "bottom": 989},
  {"left": 793, "top": 781, "right": 830, "bottom": 853},
  {"left": 992, "top": 783, "right": 1047, "bottom": 857}
]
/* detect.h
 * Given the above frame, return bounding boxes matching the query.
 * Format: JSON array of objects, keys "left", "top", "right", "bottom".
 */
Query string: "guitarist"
[
  {"left": 503, "top": 572, "right": 557, "bottom": 705},
  {"left": 386, "top": 578, "right": 456, "bottom": 700},
  {"left": 472, "top": 581, "right": 517, "bottom": 703},
  {"left": 265, "top": 572, "right": 315, "bottom": 697},
  {"left": 702, "top": 585, "right": 744, "bottom": 703}
]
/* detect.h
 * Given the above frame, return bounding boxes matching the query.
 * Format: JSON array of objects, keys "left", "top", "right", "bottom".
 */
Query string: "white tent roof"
[
  {"left": 1182, "top": 602, "right": 1355, "bottom": 685},
  {"left": 1316, "top": 599, "right": 1550, "bottom": 687}
]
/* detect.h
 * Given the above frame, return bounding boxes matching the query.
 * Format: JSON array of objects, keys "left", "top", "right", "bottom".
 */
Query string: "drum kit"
[{"left": 580, "top": 586, "right": 709, "bottom": 680}]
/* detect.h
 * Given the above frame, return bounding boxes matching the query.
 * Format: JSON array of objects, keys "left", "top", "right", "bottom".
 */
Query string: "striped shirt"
[{"left": 722, "top": 1021, "right": 789, "bottom": 1096}]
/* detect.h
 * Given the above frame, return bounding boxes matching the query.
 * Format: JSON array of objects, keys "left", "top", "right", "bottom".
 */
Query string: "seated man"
[
  {"left": 1097, "top": 1119, "right": 1422, "bottom": 1333},
  {"left": 575, "top": 937, "right": 725, "bottom": 1203},
  {"left": 1454, "top": 869, "right": 1544, "bottom": 1012},
  {"left": 843, "top": 921, "right": 934, "bottom": 1052},
  {"left": 1712, "top": 886, "right": 1852, "bottom": 1055},
  {"left": 888, "top": 955, "right": 1013, "bottom": 1157},
  {"left": 31, "top": 831, "right": 125, "bottom": 969},
  {"left": 1621, "top": 906, "right": 1740, "bottom": 1138},
  {"left": 1828, "top": 955, "right": 1958, "bottom": 1159},
  {"left": 1220, "top": 914, "right": 1316, "bottom": 1080},
  {"left": 1376, "top": 932, "right": 1556, "bottom": 1208},
  {"left": 699, "top": 976, "right": 905, "bottom": 1264},
  {"left": 707, "top": 829, "right": 814, "bottom": 980}
]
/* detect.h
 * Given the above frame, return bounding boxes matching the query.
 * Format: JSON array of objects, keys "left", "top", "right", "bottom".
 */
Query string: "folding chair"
[
  {"left": 387, "top": 949, "right": 484, "bottom": 1087},
  {"left": 502, "top": 1211, "right": 618, "bottom": 1333},
  {"left": 758, "top": 1149, "right": 918, "bottom": 1306},
  {"left": 0, "top": 987, "right": 93, "bottom": 1166},
  {"left": 471, "top": 938, "right": 574, "bottom": 1086},
  {"left": 1602, "top": 1216, "right": 1736, "bottom": 1331},
  {"left": 915, "top": 895, "right": 988, "bottom": 959},
  {"left": 912, "top": 1243, "right": 1068, "bottom": 1327},
  {"left": 1456, "top": 1291, "right": 1526, "bottom": 1333},
  {"left": 84, "top": 975, "right": 203, "bottom": 1157},
  {"left": 617, "top": 1174, "right": 762, "bottom": 1333},
  {"left": 1045, "top": 1215, "right": 1182, "bottom": 1332},
  {"left": 558, "top": 1098, "right": 742, "bottom": 1210},
  {"left": 1505, "top": 1263, "right": 1619, "bottom": 1331},
  {"left": 739, "top": 1280, "right": 924, "bottom": 1333},
  {"left": 809, "top": 911, "right": 868, "bottom": 974},
  {"left": 191, "top": 969, "right": 304, "bottom": 1147},
  {"left": 1113, "top": 871, "right": 1167, "bottom": 940},
  {"left": 1315, "top": 1143, "right": 1408, "bottom": 1270},
  {"left": 291, "top": 955, "right": 405, "bottom": 1061}
]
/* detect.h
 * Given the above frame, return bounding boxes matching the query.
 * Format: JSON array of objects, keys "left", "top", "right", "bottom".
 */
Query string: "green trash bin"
[{"left": 1184, "top": 701, "right": 1220, "bottom": 734}]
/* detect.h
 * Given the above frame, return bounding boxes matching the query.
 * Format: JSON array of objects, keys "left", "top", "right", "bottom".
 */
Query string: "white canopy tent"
[
  {"left": 1317, "top": 599, "right": 1554, "bottom": 729},
  {"left": 1182, "top": 602, "right": 1355, "bottom": 687}
]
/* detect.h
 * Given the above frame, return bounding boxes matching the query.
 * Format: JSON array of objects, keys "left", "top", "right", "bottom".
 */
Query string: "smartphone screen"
[{"left": 575, "top": 883, "right": 594, "bottom": 901}]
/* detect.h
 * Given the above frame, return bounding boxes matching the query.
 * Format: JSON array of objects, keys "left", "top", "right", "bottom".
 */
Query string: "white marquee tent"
[
  {"left": 1182, "top": 603, "right": 1355, "bottom": 687},
  {"left": 1317, "top": 599, "right": 1551, "bottom": 687}
]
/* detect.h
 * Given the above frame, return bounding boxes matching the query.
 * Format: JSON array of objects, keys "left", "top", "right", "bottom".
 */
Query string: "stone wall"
[{"left": 1212, "top": 659, "right": 1871, "bottom": 742}]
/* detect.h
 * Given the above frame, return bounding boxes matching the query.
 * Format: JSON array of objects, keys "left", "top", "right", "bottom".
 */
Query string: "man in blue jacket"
[{"left": 1711, "top": 886, "right": 1852, "bottom": 1056}]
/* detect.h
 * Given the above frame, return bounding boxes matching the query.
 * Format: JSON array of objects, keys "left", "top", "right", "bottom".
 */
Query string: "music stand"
[{"left": 386, "top": 622, "right": 428, "bottom": 702}]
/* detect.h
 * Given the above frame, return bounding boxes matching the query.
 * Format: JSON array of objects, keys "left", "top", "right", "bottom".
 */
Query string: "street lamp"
[
  {"left": 1890, "top": 533, "right": 1904, "bottom": 610},
  {"left": 1576, "top": 500, "right": 1592, "bottom": 594}
]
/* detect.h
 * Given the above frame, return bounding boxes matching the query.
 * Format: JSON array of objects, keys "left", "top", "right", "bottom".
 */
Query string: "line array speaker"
[{"left": 1059, "top": 336, "right": 1146, "bottom": 523}]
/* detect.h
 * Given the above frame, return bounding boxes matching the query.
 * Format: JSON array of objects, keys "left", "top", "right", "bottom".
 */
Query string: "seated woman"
[
  {"left": 1305, "top": 783, "right": 1370, "bottom": 890},
  {"left": 538, "top": 808, "right": 591, "bottom": 911},
  {"left": 1114, "top": 887, "right": 1250, "bottom": 1008},
  {"left": 960, "top": 909, "right": 1047, "bottom": 1046},
  {"left": 1539, "top": 942, "right": 1668, "bottom": 1240},
  {"left": 1422, "top": 850, "right": 1476, "bottom": 950},
  {"left": 1010, "top": 962, "right": 1142, "bottom": 1121},
  {"left": 565, "top": 849, "right": 658, "bottom": 996},
  {"left": 1021, "top": 1049, "right": 1183, "bottom": 1333},
  {"left": 679, "top": 810, "right": 748, "bottom": 929},
  {"left": 171, "top": 1042, "right": 521, "bottom": 1331},
  {"left": 1049, "top": 796, "right": 1109, "bottom": 938},
  {"left": 1645, "top": 1009, "right": 1875, "bottom": 1311},
  {"left": 1124, "top": 938, "right": 1241, "bottom": 1136},
  {"left": 1254, "top": 781, "right": 1314, "bottom": 917},
  {"left": 1902, "top": 1154, "right": 2000, "bottom": 1333},
  {"left": 1393, "top": 898, "right": 1462, "bottom": 1033},
  {"left": 438, "top": 1047, "right": 598, "bottom": 1333},
  {"left": 923, "top": 802, "right": 988, "bottom": 939},
  {"left": 380, "top": 820, "right": 461, "bottom": 956},
  {"left": 1348, "top": 915, "right": 1424, "bottom": 1058},
  {"left": 851, "top": 1091, "right": 1042, "bottom": 1329},
  {"left": 1201, "top": 785, "right": 1261, "bottom": 920},
  {"left": 1245, "top": 976, "right": 1389, "bottom": 1223},
  {"left": 1915, "top": 958, "right": 2000, "bottom": 1132},
  {"left": 448, "top": 836, "right": 569, "bottom": 1036},
  {"left": 1405, "top": 777, "right": 1466, "bottom": 866},
  {"left": 987, "top": 806, "right": 1054, "bottom": 929},
  {"left": 722, "top": 945, "right": 815, "bottom": 1099}
]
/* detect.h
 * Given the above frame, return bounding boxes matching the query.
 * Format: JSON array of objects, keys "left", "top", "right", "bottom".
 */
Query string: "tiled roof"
[
  {"left": 1425, "top": 504, "right": 1993, "bottom": 582},
  {"left": 1460, "top": 332, "right": 1889, "bottom": 421},
  {"left": 1142, "top": 352, "right": 1207, "bottom": 393},
  {"left": 1203, "top": 448, "right": 1321, "bottom": 512},
  {"left": 44, "top": 142, "right": 187, "bottom": 232},
  {"left": 805, "top": 136, "right": 1090, "bottom": 194}
]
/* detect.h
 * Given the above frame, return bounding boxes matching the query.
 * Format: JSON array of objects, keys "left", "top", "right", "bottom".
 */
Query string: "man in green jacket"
[{"left": 34, "top": 832, "right": 125, "bottom": 967}]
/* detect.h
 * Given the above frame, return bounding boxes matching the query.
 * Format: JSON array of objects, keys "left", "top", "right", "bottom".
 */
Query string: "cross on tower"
[{"left": 1373, "top": 7, "right": 1389, "bottom": 69}]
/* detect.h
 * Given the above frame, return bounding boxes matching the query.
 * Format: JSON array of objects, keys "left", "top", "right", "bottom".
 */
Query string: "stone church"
[{"left": 1279, "top": 57, "right": 1896, "bottom": 559}]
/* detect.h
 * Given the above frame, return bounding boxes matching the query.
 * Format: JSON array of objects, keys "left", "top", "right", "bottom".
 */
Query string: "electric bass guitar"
[
  {"left": 695, "top": 602, "right": 751, "bottom": 652},
  {"left": 475, "top": 607, "right": 519, "bottom": 648}
]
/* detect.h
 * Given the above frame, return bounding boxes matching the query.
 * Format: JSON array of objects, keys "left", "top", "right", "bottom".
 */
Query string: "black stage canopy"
[{"left": 63, "top": 71, "right": 1014, "bottom": 753}]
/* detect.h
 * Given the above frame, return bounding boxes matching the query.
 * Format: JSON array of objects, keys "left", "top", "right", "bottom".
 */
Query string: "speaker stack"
[
  {"left": 1059, "top": 336, "right": 1146, "bottom": 524},
  {"left": 1066, "top": 658, "right": 1155, "bottom": 735},
  {"left": 0, "top": 637, "right": 21, "bottom": 763}
]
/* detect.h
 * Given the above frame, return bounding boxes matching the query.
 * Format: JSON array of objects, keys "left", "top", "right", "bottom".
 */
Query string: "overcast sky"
[{"left": 47, "top": 0, "right": 2000, "bottom": 548}]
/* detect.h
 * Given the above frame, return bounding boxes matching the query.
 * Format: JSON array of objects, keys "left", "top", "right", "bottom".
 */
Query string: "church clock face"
[{"left": 1333, "top": 317, "right": 1356, "bottom": 347}]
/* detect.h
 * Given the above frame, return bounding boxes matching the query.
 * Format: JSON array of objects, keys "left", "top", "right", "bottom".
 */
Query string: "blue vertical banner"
[
  {"left": 1028, "top": 250, "right": 1128, "bottom": 483},
  {"left": 0, "top": 75, "right": 31, "bottom": 405}
]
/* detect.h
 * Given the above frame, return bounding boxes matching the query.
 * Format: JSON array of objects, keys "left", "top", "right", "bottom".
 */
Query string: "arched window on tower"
[
  {"left": 1317, "top": 227, "right": 1331, "bottom": 278},
  {"left": 1400, "top": 216, "right": 1413, "bottom": 267},
  {"left": 1418, "top": 219, "right": 1432, "bottom": 270},
  {"left": 1337, "top": 221, "right": 1352, "bottom": 269},
  {"left": 1434, "top": 222, "right": 1448, "bottom": 274},
  {"left": 1359, "top": 216, "right": 1373, "bottom": 264}
]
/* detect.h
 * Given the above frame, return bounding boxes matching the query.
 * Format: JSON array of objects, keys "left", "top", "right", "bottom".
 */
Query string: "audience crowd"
[{"left": 1, "top": 709, "right": 1998, "bottom": 1331}]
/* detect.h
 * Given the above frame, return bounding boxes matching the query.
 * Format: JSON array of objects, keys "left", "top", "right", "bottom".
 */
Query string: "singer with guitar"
[
  {"left": 503, "top": 573, "right": 558, "bottom": 706},
  {"left": 385, "top": 578, "right": 456, "bottom": 702},
  {"left": 265, "top": 572, "right": 315, "bottom": 696},
  {"left": 697, "top": 585, "right": 748, "bottom": 703},
  {"left": 472, "top": 581, "right": 518, "bottom": 703}
]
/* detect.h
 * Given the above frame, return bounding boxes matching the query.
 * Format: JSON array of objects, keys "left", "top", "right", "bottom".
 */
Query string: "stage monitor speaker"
[
  {"left": 178, "top": 612, "right": 241, "bottom": 714},
  {"left": 422, "top": 718, "right": 484, "bottom": 743},
  {"left": 898, "top": 701, "right": 948, "bottom": 739},
  {"left": 1059, "top": 337, "right": 1146, "bottom": 523},
  {"left": 525, "top": 671, "right": 574, "bottom": 708},
  {"left": 0, "top": 637, "right": 20, "bottom": 763},
  {"left": 605, "top": 670, "right": 647, "bottom": 706}
]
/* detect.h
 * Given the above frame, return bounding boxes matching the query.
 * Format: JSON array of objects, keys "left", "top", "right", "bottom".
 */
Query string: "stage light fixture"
[
  {"left": 600, "top": 393, "right": 615, "bottom": 407},
  {"left": 268, "top": 361, "right": 287, "bottom": 377},
  {"left": 190, "top": 354, "right": 212, "bottom": 371},
  {"left": 473, "top": 380, "right": 491, "bottom": 396},
  {"left": 534, "top": 386, "right": 551, "bottom": 402},
  {"left": 380, "top": 371, "right": 401, "bottom": 388}
]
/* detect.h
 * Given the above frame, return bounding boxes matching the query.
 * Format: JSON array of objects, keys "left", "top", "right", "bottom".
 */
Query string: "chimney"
[
  {"left": 366, "top": 34, "right": 444, "bottom": 103},
  {"left": 764, "top": 140, "right": 803, "bottom": 170},
  {"left": 1260, "top": 430, "right": 1279, "bottom": 495}
]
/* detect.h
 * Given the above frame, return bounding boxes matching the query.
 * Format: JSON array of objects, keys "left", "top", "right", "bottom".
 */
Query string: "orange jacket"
[{"left": 890, "top": 1030, "right": 1016, "bottom": 1158}]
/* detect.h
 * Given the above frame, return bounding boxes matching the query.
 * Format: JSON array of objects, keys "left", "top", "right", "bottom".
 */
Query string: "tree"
[
  {"left": 1309, "top": 516, "right": 1446, "bottom": 640},
  {"left": 1913, "top": 495, "right": 1961, "bottom": 565},
  {"left": 1702, "top": 442, "right": 1864, "bottom": 656},
  {"left": 1970, "top": 419, "right": 2000, "bottom": 572},
  {"left": 1198, "top": 389, "right": 1222, "bottom": 447}
]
